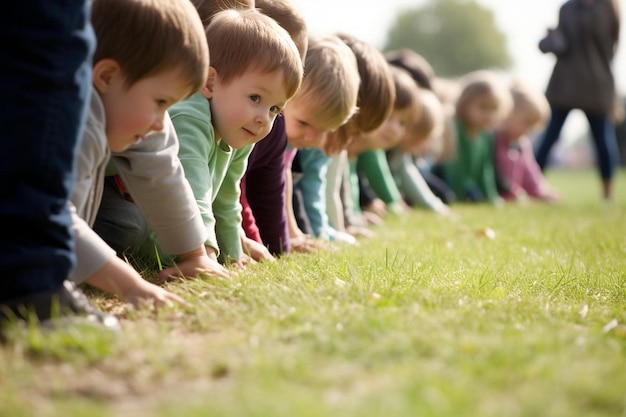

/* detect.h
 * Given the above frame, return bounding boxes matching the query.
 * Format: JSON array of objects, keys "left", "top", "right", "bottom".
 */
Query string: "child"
[
  {"left": 168, "top": 9, "right": 303, "bottom": 267},
  {"left": 292, "top": 32, "right": 396, "bottom": 242},
  {"left": 239, "top": 0, "right": 310, "bottom": 258},
  {"left": 345, "top": 65, "right": 422, "bottom": 227},
  {"left": 494, "top": 80, "right": 560, "bottom": 202},
  {"left": 93, "top": 0, "right": 254, "bottom": 281},
  {"left": 434, "top": 70, "right": 512, "bottom": 204},
  {"left": 243, "top": 32, "right": 360, "bottom": 254},
  {"left": 386, "top": 87, "right": 452, "bottom": 216},
  {"left": 71, "top": 0, "right": 209, "bottom": 307}
]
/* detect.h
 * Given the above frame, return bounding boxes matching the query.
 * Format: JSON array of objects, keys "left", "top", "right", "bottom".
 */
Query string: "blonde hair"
[
  {"left": 294, "top": 35, "right": 360, "bottom": 132},
  {"left": 207, "top": 8, "right": 303, "bottom": 100},
  {"left": 255, "top": 0, "right": 308, "bottom": 61},
  {"left": 190, "top": 0, "right": 254, "bottom": 27},
  {"left": 454, "top": 70, "right": 512, "bottom": 127},
  {"left": 403, "top": 89, "right": 445, "bottom": 153},
  {"left": 509, "top": 78, "right": 550, "bottom": 129},
  {"left": 92, "top": 0, "right": 209, "bottom": 94}
]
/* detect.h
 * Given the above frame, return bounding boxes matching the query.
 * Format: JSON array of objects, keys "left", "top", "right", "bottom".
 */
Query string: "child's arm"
[
  {"left": 87, "top": 255, "right": 186, "bottom": 308},
  {"left": 518, "top": 137, "right": 560, "bottom": 201},
  {"left": 212, "top": 145, "right": 254, "bottom": 265},
  {"left": 295, "top": 148, "right": 332, "bottom": 238},
  {"left": 392, "top": 150, "right": 450, "bottom": 214},
  {"left": 325, "top": 151, "right": 348, "bottom": 231},
  {"left": 478, "top": 133, "right": 503, "bottom": 204},
  {"left": 358, "top": 150, "right": 406, "bottom": 214},
  {"left": 244, "top": 121, "right": 290, "bottom": 255},
  {"left": 112, "top": 112, "right": 228, "bottom": 278},
  {"left": 71, "top": 208, "right": 185, "bottom": 308}
]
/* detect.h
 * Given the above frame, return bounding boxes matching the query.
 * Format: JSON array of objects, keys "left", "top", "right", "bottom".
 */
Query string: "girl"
[
  {"left": 434, "top": 70, "right": 512, "bottom": 204},
  {"left": 495, "top": 80, "right": 560, "bottom": 203}
]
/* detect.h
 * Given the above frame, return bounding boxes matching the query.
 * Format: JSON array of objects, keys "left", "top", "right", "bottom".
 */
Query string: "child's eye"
[
  {"left": 156, "top": 99, "right": 168, "bottom": 108},
  {"left": 250, "top": 95, "right": 260, "bottom": 103},
  {"left": 270, "top": 105, "right": 282, "bottom": 114}
]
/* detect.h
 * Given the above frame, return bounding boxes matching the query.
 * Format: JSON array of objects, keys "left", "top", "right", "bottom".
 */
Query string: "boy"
[
  {"left": 70, "top": 0, "right": 209, "bottom": 307},
  {"left": 239, "top": 0, "right": 310, "bottom": 257},
  {"left": 165, "top": 9, "right": 303, "bottom": 266},
  {"left": 291, "top": 33, "right": 396, "bottom": 242},
  {"left": 93, "top": 1, "right": 255, "bottom": 282},
  {"left": 241, "top": 33, "right": 360, "bottom": 256}
]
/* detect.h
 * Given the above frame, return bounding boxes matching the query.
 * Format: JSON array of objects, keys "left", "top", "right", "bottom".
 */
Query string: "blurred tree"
[{"left": 384, "top": 0, "right": 511, "bottom": 77}]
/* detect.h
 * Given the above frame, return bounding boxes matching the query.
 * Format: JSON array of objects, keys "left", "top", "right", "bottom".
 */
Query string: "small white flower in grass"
[
  {"left": 602, "top": 319, "right": 618, "bottom": 334},
  {"left": 334, "top": 278, "right": 346, "bottom": 287},
  {"left": 579, "top": 304, "right": 588, "bottom": 319}
]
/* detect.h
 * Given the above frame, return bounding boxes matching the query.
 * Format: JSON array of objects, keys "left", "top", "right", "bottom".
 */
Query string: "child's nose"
[
  {"left": 255, "top": 110, "right": 271, "bottom": 126},
  {"left": 152, "top": 115, "right": 165, "bottom": 132}
]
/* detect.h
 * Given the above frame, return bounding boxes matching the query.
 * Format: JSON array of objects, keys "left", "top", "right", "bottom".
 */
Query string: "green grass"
[{"left": 2, "top": 168, "right": 625, "bottom": 417}]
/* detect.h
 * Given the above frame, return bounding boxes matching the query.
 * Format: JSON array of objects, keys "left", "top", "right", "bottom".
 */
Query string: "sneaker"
[{"left": 0, "top": 280, "right": 121, "bottom": 332}]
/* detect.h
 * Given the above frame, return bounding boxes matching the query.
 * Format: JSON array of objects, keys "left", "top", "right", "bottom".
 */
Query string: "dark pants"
[
  {"left": 535, "top": 106, "right": 620, "bottom": 180},
  {"left": 0, "top": 0, "right": 93, "bottom": 300}
]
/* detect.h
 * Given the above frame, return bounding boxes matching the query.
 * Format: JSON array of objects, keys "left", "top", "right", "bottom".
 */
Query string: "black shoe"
[{"left": 0, "top": 280, "right": 121, "bottom": 332}]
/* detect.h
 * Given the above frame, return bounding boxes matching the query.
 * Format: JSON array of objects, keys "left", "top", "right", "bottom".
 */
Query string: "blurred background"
[{"left": 292, "top": 0, "right": 626, "bottom": 168}]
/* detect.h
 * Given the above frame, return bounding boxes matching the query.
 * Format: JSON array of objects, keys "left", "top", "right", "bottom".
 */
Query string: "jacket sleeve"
[
  {"left": 111, "top": 113, "right": 207, "bottom": 255},
  {"left": 69, "top": 204, "right": 116, "bottom": 283}
]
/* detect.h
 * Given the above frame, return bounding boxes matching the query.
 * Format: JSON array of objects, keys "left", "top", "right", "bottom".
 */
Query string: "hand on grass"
[
  {"left": 241, "top": 235, "right": 275, "bottom": 263},
  {"left": 159, "top": 246, "right": 230, "bottom": 281}
]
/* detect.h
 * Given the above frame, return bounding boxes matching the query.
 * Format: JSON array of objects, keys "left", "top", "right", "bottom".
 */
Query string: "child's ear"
[
  {"left": 93, "top": 59, "right": 122, "bottom": 94},
  {"left": 200, "top": 67, "right": 218, "bottom": 99}
]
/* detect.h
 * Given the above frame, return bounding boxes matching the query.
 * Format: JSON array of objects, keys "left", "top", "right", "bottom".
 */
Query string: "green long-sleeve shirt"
[
  {"left": 169, "top": 92, "right": 253, "bottom": 262},
  {"left": 437, "top": 119, "right": 498, "bottom": 203}
]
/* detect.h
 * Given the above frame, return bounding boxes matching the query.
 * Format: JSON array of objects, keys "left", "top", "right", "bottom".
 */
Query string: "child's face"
[
  {"left": 503, "top": 108, "right": 534, "bottom": 141},
  {"left": 100, "top": 68, "right": 192, "bottom": 153},
  {"left": 283, "top": 97, "right": 333, "bottom": 149},
  {"left": 359, "top": 107, "right": 413, "bottom": 152},
  {"left": 207, "top": 68, "right": 289, "bottom": 149},
  {"left": 465, "top": 95, "right": 500, "bottom": 133}
]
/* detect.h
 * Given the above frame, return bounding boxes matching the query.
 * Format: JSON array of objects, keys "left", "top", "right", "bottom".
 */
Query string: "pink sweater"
[{"left": 494, "top": 130, "right": 559, "bottom": 201}]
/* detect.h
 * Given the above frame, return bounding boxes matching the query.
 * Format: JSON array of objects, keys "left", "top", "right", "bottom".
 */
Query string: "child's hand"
[
  {"left": 160, "top": 247, "right": 231, "bottom": 281},
  {"left": 362, "top": 210, "right": 383, "bottom": 226},
  {"left": 241, "top": 235, "right": 275, "bottom": 263},
  {"left": 364, "top": 198, "right": 387, "bottom": 218},
  {"left": 290, "top": 234, "right": 325, "bottom": 253},
  {"left": 123, "top": 280, "right": 187, "bottom": 309}
]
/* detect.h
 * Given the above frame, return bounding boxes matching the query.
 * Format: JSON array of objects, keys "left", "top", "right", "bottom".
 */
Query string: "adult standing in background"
[
  {"left": 0, "top": 0, "right": 119, "bottom": 329},
  {"left": 535, "top": 0, "right": 621, "bottom": 202}
]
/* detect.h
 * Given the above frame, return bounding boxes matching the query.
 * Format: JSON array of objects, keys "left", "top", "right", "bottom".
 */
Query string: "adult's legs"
[
  {"left": 534, "top": 106, "right": 571, "bottom": 171},
  {"left": 0, "top": 0, "right": 94, "bottom": 300},
  {"left": 585, "top": 112, "right": 620, "bottom": 200}
]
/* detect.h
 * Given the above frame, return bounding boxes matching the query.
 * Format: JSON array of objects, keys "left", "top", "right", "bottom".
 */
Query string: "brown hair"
[
  {"left": 389, "top": 65, "right": 421, "bottom": 124},
  {"left": 255, "top": 0, "right": 308, "bottom": 61},
  {"left": 92, "top": 0, "right": 209, "bottom": 95},
  {"left": 190, "top": 0, "right": 254, "bottom": 27},
  {"left": 385, "top": 48, "right": 435, "bottom": 90},
  {"left": 336, "top": 33, "right": 396, "bottom": 134},
  {"left": 206, "top": 8, "right": 302, "bottom": 100},
  {"left": 294, "top": 35, "right": 360, "bottom": 132}
]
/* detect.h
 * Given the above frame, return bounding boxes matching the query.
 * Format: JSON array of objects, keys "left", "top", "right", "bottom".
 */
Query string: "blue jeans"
[
  {"left": 0, "top": 0, "right": 94, "bottom": 300},
  {"left": 535, "top": 106, "right": 620, "bottom": 180}
]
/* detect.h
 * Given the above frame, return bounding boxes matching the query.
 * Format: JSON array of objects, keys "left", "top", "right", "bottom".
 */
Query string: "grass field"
[{"left": 1, "top": 169, "right": 625, "bottom": 417}]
